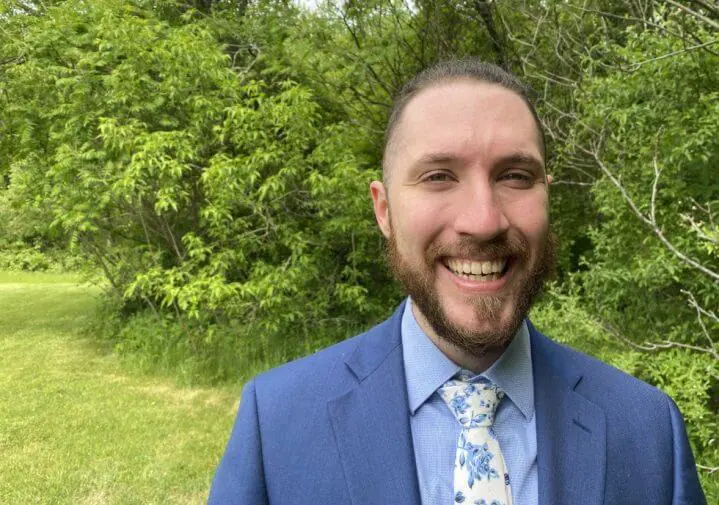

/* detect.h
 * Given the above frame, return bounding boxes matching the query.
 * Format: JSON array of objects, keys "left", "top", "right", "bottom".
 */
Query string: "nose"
[{"left": 452, "top": 182, "right": 509, "bottom": 241}]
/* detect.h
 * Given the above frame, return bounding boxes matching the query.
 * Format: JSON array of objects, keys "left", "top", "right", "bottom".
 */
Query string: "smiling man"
[
  {"left": 372, "top": 74, "right": 555, "bottom": 375},
  {"left": 208, "top": 60, "right": 706, "bottom": 505}
]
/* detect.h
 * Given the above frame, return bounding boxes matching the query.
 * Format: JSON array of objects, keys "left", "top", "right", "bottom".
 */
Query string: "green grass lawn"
[{"left": 0, "top": 271, "right": 241, "bottom": 504}]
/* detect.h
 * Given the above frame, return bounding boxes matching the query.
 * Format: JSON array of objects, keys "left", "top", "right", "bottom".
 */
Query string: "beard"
[{"left": 387, "top": 228, "right": 557, "bottom": 357}]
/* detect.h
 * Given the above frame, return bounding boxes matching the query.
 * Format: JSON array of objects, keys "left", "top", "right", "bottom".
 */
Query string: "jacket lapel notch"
[
  {"left": 531, "top": 327, "right": 607, "bottom": 505},
  {"left": 536, "top": 384, "right": 607, "bottom": 505},
  {"left": 327, "top": 302, "right": 420, "bottom": 505}
]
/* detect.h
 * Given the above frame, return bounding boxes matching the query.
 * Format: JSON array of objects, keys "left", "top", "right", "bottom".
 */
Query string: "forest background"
[{"left": 0, "top": 0, "right": 717, "bottom": 498}]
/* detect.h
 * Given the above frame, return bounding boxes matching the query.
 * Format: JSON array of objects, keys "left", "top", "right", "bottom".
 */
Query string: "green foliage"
[
  {"left": 563, "top": 13, "right": 719, "bottom": 495},
  {"left": 0, "top": 0, "right": 398, "bottom": 379},
  {"left": 0, "top": 241, "right": 73, "bottom": 272},
  {"left": 1, "top": 0, "right": 717, "bottom": 493}
]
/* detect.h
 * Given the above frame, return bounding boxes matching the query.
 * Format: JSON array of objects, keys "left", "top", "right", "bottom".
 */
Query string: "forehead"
[{"left": 387, "top": 80, "right": 543, "bottom": 174}]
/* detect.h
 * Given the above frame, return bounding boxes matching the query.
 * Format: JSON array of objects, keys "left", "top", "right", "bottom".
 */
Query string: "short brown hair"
[{"left": 382, "top": 59, "right": 545, "bottom": 183}]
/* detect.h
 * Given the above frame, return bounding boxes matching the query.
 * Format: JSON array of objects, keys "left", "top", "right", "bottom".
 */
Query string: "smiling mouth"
[{"left": 442, "top": 257, "right": 510, "bottom": 282}]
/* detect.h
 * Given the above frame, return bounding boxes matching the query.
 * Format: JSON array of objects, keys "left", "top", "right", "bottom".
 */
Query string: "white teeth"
[{"left": 445, "top": 258, "right": 507, "bottom": 278}]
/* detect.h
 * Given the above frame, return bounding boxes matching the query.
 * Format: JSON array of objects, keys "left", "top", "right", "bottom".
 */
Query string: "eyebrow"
[
  {"left": 413, "top": 150, "right": 544, "bottom": 169},
  {"left": 414, "top": 152, "right": 462, "bottom": 165},
  {"left": 497, "top": 151, "right": 544, "bottom": 167}
]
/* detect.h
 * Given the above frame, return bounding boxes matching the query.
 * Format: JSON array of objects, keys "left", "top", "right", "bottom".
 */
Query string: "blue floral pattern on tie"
[
  {"left": 442, "top": 381, "right": 504, "bottom": 428},
  {"left": 439, "top": 376, "right": 513, "bottom": 505},
  {"left": 458, "top": 432, "right": 500, "bottom": 487},
  {"left": 449, "top": 394, "right": 470, "bottom": 415}
]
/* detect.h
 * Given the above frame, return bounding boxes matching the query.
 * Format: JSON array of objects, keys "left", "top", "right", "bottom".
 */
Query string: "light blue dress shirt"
[{"left": 401, "top": 298, "right": 538, "bottom": 505}]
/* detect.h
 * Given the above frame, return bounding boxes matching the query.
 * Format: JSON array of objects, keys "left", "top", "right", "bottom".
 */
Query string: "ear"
[
  {"left": 370, "top": 180, "right": 392, "bottom": 239},
  {"left": 546, "top": 174, "right": 554, "bottom": 185}
]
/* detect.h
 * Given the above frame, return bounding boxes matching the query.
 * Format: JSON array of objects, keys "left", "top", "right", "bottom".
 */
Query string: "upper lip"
[{"left": 443, "top": 255, "right": 507, "bottom": 262}]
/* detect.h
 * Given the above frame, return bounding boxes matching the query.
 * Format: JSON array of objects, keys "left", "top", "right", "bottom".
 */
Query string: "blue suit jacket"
[{"left": 208, "top": 303, "right": 706, "bottom": 504}]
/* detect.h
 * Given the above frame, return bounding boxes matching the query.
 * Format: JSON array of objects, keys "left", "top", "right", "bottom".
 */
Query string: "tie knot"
[{"left": 438, "top": 378, "right": 504, "bottom": 428}]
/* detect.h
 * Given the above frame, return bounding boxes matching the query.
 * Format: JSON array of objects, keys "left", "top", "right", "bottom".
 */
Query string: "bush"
[
  {"left": 0, "top": 241, "right": 86, "bottom": 273},
  {"left": 1, "top": 0, "right": 399, "bottom": 375}
]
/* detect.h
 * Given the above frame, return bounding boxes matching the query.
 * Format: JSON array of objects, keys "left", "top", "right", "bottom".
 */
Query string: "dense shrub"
[{"left": 1, "top": 0, "right": 398, "bottom": 374}]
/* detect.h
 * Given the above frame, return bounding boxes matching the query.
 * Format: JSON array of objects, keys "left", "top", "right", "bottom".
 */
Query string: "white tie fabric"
[{"left": 438, "top": 375, "right": 513, "bottom": 505}]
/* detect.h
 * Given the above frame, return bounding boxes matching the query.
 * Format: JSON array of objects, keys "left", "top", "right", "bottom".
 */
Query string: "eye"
[
  {"left": 423, "top": 171, "right": 455, "bottom": 183},
  {"left": 499, "top": 170, "right": 535, "bottom": 187},
  {"left": 502, "top": 171, "right": 530, "bottom": 180}
]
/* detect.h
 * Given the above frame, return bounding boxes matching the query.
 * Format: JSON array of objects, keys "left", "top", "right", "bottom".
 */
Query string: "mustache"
[{"left": 425, "top": 233, "right": 529, "bottom": 261}]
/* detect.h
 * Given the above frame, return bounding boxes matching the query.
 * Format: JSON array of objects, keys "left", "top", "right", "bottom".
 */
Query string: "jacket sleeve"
[
  {"left": 668, "top": 396, "right": 707, "bottom": 505},
  {"left": 207, "top": 380, "right": 269, "bottom": 505}
]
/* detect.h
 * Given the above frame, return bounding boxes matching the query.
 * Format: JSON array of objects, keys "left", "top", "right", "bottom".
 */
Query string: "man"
[{"left": 207, "top": 59, "right": 706, "bottom": 505}]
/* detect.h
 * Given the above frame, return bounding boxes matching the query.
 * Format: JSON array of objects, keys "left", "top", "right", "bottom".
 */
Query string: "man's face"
[{"left": 371, "top": 79, "right": 555, "bottom": 356}]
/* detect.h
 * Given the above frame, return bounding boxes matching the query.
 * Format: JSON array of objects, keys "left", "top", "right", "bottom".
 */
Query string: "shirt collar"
[{"left": 401, "top": 297, "right": 535, "bottom": 420}]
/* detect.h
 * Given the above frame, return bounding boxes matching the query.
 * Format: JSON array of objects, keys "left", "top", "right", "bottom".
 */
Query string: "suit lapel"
[
  {"left": 328, "top": 303, "right": 421, "bottom": 505},
  {"left": 530, "top": 325, "right": 607, "bottom": 505},
  {"left": 327, "top": 312, "right": 609, "bottom": 505}
]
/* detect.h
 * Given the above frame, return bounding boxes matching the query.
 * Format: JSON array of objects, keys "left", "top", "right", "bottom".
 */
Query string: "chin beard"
[{"left": 387, "top": 230, "right": 557, "bottom": 358}]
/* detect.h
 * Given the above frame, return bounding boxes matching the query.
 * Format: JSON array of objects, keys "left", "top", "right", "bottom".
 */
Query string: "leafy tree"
[
  {"left": 1, "top": 0, "right": 716, "bottom": 492},
  {"left": 0, "top": 0, "right": 396, "bottom": 379},
  {"left": 566, "top": 10, "right": 718, "bottom": 489}
]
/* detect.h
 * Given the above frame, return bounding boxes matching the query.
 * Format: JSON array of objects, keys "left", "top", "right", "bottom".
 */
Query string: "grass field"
[{"left": 0, "top": 271, "right": 241, "bottom": 504}]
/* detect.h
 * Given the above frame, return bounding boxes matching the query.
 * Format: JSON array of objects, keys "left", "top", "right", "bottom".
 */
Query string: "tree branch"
[
  {"left": 681, "top": 198, "right": 719, "bottom": 245},
  {"left": 666, "top": 0, "right": 719, "bottom": 30},
  {"left": 472, "top": 0, "right": 507, "bottom": 66},
  {"left": 624, "top": 38, "right": 719, "bottom": 71},
  {"left": 577, "top": 137, "right": 719, "bottom": 283},
  {"left": 550, "top": 180, "right": 595, "bottom": 186},
  {"left": 686, "top": 0, "right": 719, "bottom": 18},
  {"left": 601, "top": 319, "right": 719, "bottom": 364},
  {"left": 681, "top": 290, "right": 718, "bottom": 357},
  {"left": 696, "top": 463, "right": 719, "bottom": 474}
]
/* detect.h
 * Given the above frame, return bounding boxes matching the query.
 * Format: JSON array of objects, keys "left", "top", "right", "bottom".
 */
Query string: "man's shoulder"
[
  {"left": 532, "top": 324, "right": 671, "bottom": 412},
  {"left": 257, "top": 330, "right": 362, "bottom": 384},
  {"left": 250, "top": 312, "right": 398, "bottom": 403}
]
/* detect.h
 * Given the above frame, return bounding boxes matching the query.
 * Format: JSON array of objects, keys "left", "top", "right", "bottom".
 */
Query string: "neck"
[{"left": 411, "top": 303, "right": 504, "bottom": 374}]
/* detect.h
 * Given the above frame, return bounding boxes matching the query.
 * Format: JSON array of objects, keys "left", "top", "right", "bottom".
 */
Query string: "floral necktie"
[{"left": 438, "top": 375, "right": 513, "bottom": 505}]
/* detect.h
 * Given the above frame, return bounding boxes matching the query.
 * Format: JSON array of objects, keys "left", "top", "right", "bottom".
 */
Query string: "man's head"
[{"left": 370, "top": 59, "right": 556, "bottom": 366}]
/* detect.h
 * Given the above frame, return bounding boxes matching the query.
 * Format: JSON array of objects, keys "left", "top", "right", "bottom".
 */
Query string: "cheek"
[
  {"left": 506, "top": 201, "right": 549, "bottom": 248},
  {"left": 392, "top": 199, "right": 449, "bottom": 247}
]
